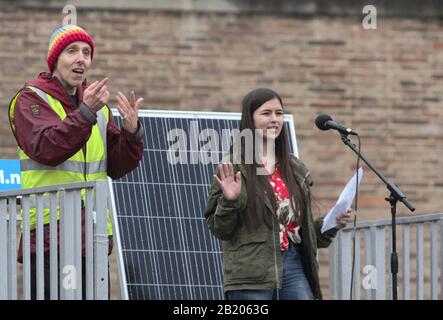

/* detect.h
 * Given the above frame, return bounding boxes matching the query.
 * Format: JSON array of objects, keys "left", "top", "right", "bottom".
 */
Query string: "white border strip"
[{"left": 107, "top": 177, "right": 129, "bottom": 300}]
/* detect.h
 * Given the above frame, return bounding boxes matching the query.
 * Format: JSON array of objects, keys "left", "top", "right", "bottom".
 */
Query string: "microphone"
[{"left": 315, "top": 114, "right": 358, "bottom": 136}]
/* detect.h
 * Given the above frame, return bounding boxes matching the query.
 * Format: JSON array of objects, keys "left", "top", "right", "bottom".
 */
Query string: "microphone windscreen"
[{"left": 315, "top": 114, "right": 333, "bottom": 131}]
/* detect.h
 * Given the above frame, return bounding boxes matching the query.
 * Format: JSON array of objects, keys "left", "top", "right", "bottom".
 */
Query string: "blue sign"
[{"left": 0, "top": 159, "right": 21, "bottom": 191}]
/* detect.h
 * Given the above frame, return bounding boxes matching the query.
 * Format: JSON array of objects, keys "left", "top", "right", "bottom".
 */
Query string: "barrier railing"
[
  {"left": 329, "top": 213, "right": 443, "bottom": 300},
  {"left": 0, "top": 180, "right": 110, "bottom": 300}
]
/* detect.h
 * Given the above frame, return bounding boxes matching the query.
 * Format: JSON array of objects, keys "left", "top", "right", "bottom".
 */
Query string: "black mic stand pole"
[{"left": 339, "top": 133, "right": 415, "bottom": 300}]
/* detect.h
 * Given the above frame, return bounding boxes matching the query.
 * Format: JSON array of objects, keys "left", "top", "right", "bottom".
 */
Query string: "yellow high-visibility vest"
[{"left": 9, "top": 86, "right": 112, "bottom": 235}]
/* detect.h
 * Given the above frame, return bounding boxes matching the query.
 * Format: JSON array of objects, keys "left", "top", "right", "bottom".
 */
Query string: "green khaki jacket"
[{"left": 205, "top": 156, "right": 338, "bottom": 299}]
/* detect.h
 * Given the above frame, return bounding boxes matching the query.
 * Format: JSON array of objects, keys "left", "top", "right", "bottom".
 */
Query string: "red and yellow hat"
[{"left": 47, "top": 24, "right": 94, "bottom": 73}]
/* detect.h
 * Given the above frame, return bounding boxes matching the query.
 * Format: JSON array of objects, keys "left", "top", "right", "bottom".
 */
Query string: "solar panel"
[{"left": 109, "top": 110, "right": 298, "bottom": 300}]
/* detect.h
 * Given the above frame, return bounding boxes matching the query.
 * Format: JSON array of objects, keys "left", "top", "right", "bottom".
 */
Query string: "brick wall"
[{"left": 1, "top": 4, "right": 442, "bottom": 221}]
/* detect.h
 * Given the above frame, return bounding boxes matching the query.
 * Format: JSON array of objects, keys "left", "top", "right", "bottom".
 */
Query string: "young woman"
[{"left": 205, "top": 88, "right": 351, "bottom": 300}]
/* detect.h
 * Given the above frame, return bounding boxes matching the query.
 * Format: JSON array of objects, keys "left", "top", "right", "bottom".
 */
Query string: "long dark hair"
[{"left": 237, "top": 88, "right": 305, "bottom": 231}]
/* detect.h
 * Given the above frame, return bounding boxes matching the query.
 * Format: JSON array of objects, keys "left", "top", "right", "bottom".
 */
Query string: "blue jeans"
[{"left": 226, "top": 242, "right": 314, "bottom": 300}]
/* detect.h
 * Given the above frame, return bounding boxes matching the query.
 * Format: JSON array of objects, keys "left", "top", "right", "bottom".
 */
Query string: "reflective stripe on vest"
[{"left": 20, "top": 158, "right": 107, "bottom": 174}]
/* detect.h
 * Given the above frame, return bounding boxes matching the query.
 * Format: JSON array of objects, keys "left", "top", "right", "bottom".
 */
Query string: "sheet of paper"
[{"left": 321, "top": 167, "right": 363, "bottom": 233}]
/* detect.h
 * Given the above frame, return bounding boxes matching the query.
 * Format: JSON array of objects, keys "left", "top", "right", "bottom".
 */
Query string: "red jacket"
[
  {"left": 12, "top": 72, "right": 144, "bottom": 260},
  {"left": 12, "top": 72, "right": 143, "bottom": 178}
]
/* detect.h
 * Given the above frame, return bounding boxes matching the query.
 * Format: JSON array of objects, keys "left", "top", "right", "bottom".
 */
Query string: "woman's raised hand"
[{"left": 213, "top": 162, "right": 242, "bottom": 200}]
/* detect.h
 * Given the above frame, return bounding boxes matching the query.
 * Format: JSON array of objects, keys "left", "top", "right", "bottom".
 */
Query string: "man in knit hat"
[{"left": 8, "top": 24, "right": 144, "bottom": 299}]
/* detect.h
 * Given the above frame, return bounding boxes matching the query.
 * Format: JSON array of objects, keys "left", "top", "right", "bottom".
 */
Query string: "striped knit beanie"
[{"left": 47, "top": 24, "right": 94, "bottom": 73}]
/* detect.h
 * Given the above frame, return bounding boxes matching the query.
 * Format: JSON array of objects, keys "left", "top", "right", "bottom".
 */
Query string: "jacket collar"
[{"left": 24, "top": 72, "right": 87, "bottom": 109}]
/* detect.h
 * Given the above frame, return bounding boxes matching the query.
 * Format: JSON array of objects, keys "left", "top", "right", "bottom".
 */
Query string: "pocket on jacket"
[{"left": 224, "top": 232, "right": 268, "bottom": 282}]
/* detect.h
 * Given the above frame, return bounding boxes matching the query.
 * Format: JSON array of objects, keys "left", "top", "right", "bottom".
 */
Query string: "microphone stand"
[{"left": 339, "top": 133, "right": 415, "bottom": 300}]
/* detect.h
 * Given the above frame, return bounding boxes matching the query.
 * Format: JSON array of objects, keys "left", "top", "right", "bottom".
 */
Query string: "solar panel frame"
[{"left": 108, "top": 109, "right": 298, "bottom": 300}]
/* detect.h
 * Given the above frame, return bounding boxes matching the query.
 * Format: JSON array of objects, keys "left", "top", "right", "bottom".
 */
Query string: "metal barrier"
[
  {"left": 0, "top": 181, "right": 110, "bottom": 300},
  {"left": 329, "top": 213, "right": 443, "bottom": 300}
]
